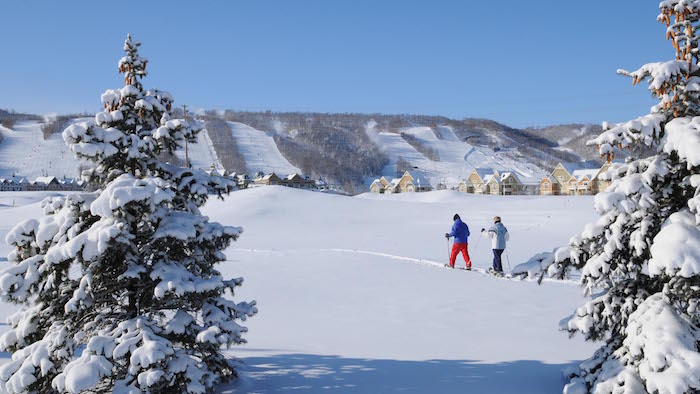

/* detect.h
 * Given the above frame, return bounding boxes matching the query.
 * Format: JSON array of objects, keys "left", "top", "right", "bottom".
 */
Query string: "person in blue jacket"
[{"left": 445, "top": 214, "right": 471, "bottom": 269}]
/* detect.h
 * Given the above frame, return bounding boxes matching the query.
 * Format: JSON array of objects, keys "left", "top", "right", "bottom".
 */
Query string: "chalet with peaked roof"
[
  {"left": 593, "top": 161, "right": 613, "bottom": 193},
  {"left": 499, "top": 172, "right": 520, "bottom": 195},
  {"left": 459, "top": 168, "right": 498, "bottom": 194},
  {"left": 540, "top": 175, "right": 558, "bottom": 195},
  {"left": 370, "top": 171, "right": 432, "bottom": 193},
  {"left": 483, "top": 173, "right": 501, "bottom": 195},
  {"left": 370, "top": 177, "right": 391, "bottom": 193},
  {"left": 540, "top": 162, "right": 613, "bottom": 196},
  {"left": 0, "top": 179, "right": 20, "bottom": 192},
  {"left": 235, "top": 174, "right": 252, "bottom": 189},
  {"left": 253, "top": 173, "right": 282, "bottom": 186},
  {"left": 282, "top": 173, "right": 316, "bottom": 189},
  {"left": 250, "top": 172, "right": 316, "bottom": 190},
  {"left": 0, "top": 175, "right": 87, "bottom": 192},
  {"left": 32, "top": 176, "right": 61, "bottom": 191}
]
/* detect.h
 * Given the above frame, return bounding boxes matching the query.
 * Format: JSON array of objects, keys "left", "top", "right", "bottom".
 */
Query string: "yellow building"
[
  {"left": 370, "top": 171, "right": 432, "bottom": 194},
  {"left": 462, "top": 168, "right": 498, "bottom": 194},
  {"left": 541, "top": 162, "right": 614, "bottom": 196}
]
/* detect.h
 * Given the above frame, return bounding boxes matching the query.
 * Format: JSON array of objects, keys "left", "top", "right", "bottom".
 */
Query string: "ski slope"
[
  {"left": 369, "top": 125, "right": 546, "bottom": 188},
  {"left": 228, "top": 121, "right": 301, "bottom": 176},
  {"left": 0, "top": 120, "right": 224, "bottom": 179},
  {"left": 173, "top": 128, "right": 223, "bottom": 172},
  {"left": 0, "top": 121, "right": 87, "bottom": 180}
]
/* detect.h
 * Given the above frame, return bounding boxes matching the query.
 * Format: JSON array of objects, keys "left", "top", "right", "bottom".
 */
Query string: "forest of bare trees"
[
  {"left": 272, "top": 121, "right": 388, "bottom": 194},
  {"left": 400, "top": 133, "right": 440, "bottom": 161},
  {"left": 41, "top": 113, "right": 92, "bottom": 140}
]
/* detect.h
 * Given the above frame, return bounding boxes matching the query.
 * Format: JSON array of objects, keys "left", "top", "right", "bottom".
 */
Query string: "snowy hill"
[
  {"left": 0, "top": 110, "right": 603, "bottom": 192},
  {"left": 0, "top": 121, "right": 88, "bottom": 180},
  {"left": 0, "top": 118, "right": 225, "bottom": 180},
  {"left": 0, "top": 187, "right": 599, "bottom": 392}
]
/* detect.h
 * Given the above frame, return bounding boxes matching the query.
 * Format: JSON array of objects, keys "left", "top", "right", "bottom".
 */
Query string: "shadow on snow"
[{"left": 224, "top": 353, "right": 575, "bottom": 393}]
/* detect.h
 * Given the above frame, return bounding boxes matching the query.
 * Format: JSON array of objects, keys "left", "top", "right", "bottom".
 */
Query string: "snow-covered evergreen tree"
[
  {"left": 0, "top": 34, "right": 257, "bottom": 393},
  {"left": 547, "top": 2, "right": 700, "bottom": 393}
]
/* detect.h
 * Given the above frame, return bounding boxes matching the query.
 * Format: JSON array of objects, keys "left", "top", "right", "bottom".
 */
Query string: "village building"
[
  {"left": 540, "top": 162, "right": 613, "bottom": 196},
  {"left": 540, "top": 175, "right": 559, "bottom": 195},
  {"left": 569, "top": 169, "right": 598, "bottom": 195},
  {"left": 281, "top": 173, "right": 316, "bottom": 189},
  {"left": 370, "top": 177, "right": 391, "bottom": 193},
  {"left": 251, "top": 172, "right": 317, "bottom": 190},
  {"left": 0, "top": 175, "right": 86, "bottom": 192},
  {"left": 461, "top": 168, "right": 499, "bottom": 194},
  {"left": 457, "top": 180, "right": 469, "bottom": 193},
  {"left": 499, "top": 172, "right": 520, "bottom": 195},
  {"left": 253, "top": 173, "right": 282, "bottom": 186},
  {"left": 593, "top": 161, "right": 613, "bottom": 193},
  {"left": 0, "top": 179, "right": 20, "bottom": 192},
  {"left": 33, "top": 176, "right": 62, "bottom": 191},
  {"left": 235, "top": 174, "right": 252, "bottom": 189},
  {"left": 59, "top": 178, "right": 81, "bottom": 191},
  {"left": 483, "top": 173, "right": 501, "bottom": 195},
  {"left": 370, "top": 171, "right": 432, "bottom": 194},
  {"left": 519, "top": 176, "right": 541, "bottom": 195}
]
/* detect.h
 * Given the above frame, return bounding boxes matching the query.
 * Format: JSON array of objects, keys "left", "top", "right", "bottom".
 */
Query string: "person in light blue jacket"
[{"left": 481, "top": 216, "right": 509, "bottom": 273}]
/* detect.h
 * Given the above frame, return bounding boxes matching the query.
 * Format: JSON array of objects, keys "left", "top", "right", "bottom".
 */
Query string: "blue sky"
[{"left": 1, "top": 1, "right": 670, "bottom": 127}]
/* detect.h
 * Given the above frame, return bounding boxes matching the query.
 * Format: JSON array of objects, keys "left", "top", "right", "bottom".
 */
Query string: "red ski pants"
[{"left": 450, "top": 243, "right": 471, "bottom": 268}]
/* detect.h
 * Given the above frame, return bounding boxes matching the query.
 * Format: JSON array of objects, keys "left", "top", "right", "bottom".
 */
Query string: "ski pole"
[
  {"left": 472, "top": 233, "right": 482, "bottom": 265},
  {"left": 446, "top": 237, "right": 450, "bottom": 262},
  {"left": 505, "top": 249, "right": 512, "bottom": 272}
]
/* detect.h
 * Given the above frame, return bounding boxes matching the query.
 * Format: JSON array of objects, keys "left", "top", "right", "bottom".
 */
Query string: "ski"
[{"left": 444, "top": 264, "right": 472, "bottom": 271}]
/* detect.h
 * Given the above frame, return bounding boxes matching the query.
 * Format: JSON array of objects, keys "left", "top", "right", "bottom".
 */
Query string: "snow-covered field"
[
  {"left": 229, "top": 122, "right": 301, "bottom": 176},
  {"left": 368, "top": 125, "right": 546, "bottom": 188},
  {"left": 0, "top": 188, "right": 599, "bottom": 393}
]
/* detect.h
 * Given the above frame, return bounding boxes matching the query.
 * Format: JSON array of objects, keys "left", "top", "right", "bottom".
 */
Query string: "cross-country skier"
[
  {"left": 481, "top": 216, "right": 509, "bottom": 273},
  {"left": 445, "top": 214, "right": 471, "bottom": 270}
]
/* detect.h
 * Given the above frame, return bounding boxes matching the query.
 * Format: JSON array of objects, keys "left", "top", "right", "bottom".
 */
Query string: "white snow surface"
[
  {"left": 0, "top": 188, "right": 601, "bottom": 393},
  {"left": 228, "top": 122, "right": 301, "bottom": 175},
  {"left": 368, "top": 125, "right": 546, "bottom": 188}
]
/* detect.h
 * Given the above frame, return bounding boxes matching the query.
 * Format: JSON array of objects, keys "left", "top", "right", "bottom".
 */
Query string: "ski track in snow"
[{"left": 230, "top": 247, "right": 579, "bottom": 285}]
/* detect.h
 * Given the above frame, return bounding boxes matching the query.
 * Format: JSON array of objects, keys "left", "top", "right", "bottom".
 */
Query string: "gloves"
[
  {"left": 481, "top": 228, "right": 485, "bottom": 232},
  {"left": 445, "top": 233, "right": 450, "bottom": 239}
]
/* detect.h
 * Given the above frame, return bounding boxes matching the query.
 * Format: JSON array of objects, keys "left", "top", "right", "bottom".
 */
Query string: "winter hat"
[
  {"left": 494, "top": 216, "right": 501, "bottom": 223},
  {"left": 453, "top": 214, "right": 460, "bottom": 221}
]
